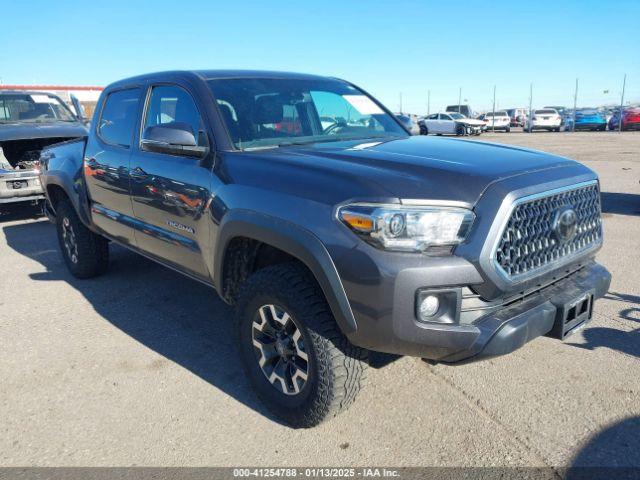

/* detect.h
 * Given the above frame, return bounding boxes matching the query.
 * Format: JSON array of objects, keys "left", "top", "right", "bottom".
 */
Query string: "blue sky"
[{"left": 1, "top": 0, "right": 638, "bottom": 114}]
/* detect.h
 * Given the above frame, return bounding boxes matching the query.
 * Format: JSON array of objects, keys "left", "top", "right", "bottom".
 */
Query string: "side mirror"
[
  {"left": 70, "top": 94, "right": 87, "bottom": 123},
  {"left": 141, "top": 122, "right": 208, "bottom": 158}
]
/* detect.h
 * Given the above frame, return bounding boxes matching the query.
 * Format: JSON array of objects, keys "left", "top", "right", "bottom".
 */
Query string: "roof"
[
  {"left": 0, "top": 89, "right": 68, "bottom": 96},
  {"left": 0, "top": 85, "right": 103, "bottom": 91},
  {"left": 105, "top": 70, "right": 335, "bottom": 90}
]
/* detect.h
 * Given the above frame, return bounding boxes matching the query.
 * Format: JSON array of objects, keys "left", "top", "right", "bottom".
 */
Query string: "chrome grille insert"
[{"left": 494, "top": 181, "right": 602, "bottom": 280}]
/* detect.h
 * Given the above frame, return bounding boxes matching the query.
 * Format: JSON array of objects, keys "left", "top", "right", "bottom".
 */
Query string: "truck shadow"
[
  {"left": 600, "top": 192, "right": 640, "bottom": 217},
  {"left": 568, "top": 291, "right": 640, "bottom": 359},
  {"left": 0, "top": 202, "right": 44, "bottom": 223},
  {"left": 2, "top": 220, "right": 289, "bottom": 425},
  {"left": 566, "top": 416, "right": 640, "bottom": 476}
]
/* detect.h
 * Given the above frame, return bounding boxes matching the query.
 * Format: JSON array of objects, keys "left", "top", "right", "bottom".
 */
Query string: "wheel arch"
[{"left": 214, "top": 209, "right": 358, "bottom": 335}]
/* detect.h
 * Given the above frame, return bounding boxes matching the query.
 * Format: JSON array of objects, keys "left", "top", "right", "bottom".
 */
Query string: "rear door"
[
  {"left": 84, "top": 87, "right": 142, "bottom": 246},
  {"left": 424, "top": 113, "right": 438, "bottom": 132},
  {"left": 129, "top": 83, "right": 213, "bottom": 278}
]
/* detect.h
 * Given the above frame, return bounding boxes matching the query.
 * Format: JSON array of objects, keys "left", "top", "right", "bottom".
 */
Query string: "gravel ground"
[{"left": 0, "top": 131, "right": 638, "bottom": 469}]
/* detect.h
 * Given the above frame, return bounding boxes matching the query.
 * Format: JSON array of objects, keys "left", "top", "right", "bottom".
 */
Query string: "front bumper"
[
  {"left": 340, "top": 248, "right": 610, "bottom": 362},
  {"left": 0, "top": 173, "right": 44, "bottom": 204}
]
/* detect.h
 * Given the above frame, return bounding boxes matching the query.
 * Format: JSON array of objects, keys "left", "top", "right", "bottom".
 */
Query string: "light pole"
[
  {"left": 458, "top": 87, "right": 462, "bottom": 113},
  {"left": 619, "top": 74, "right": 626, "bottom": 133},
  {"left": 572, "top": 78, "right": 578, "bottom": 132},
  {"left": 491, "top": 85, "right": 496, "bottom": 132},
  {"left": 427, "top": 90, "right": 430, "bottom": 115},
  {"left": 527, "top": 83, "right": 533, "bottom": 133}
]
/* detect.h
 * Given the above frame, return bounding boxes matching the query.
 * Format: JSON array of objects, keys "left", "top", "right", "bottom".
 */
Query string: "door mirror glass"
[{"left": 141, "top": 122, "right": 207, "bottom": 158}]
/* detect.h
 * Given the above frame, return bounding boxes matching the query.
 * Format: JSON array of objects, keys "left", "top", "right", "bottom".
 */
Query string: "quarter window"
[{"left": 98, "top": 88, "right": 141, "bottom": 147}]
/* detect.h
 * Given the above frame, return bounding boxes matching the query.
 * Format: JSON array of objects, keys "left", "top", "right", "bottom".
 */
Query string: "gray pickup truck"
[
  {"left": 39, "top": 70, "right": 610, "bottom": 427},
  {"left": 0, "top": 90, "right": 87, "bottom": 208}
]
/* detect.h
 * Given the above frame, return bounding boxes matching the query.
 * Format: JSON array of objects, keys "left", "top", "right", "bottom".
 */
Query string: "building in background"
[{"left": 0, "top": 85, "right": 103, "bottom": 117}]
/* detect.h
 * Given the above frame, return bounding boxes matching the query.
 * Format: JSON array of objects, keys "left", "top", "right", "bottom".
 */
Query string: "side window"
[
  {"left": 439, "top": 114, "right": 451, "bottom": 121},
  {"left": 98, "top": 89, "right": 141, "bottom": 147},
  {"left": 143, "top": 85, "right": 206, "bottom": 146},
  {"left": 426, "top": 113, "right": 438, "bottom": 120}
]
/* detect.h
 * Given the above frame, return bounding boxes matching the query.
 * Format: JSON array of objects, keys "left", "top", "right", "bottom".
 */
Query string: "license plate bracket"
[
  {"left": 548, "top": 289, "right": 595, "bottom": 340},
  {"left": 7, "top": 180, "right": 27, "bottom": 190}
]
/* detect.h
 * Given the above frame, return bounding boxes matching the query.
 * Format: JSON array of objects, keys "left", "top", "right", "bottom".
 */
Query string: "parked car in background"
[
  {"left": 445, "top": 104, "right": 473, "bottom": 118},
  {"left": 608, "top": 107, "right": 640, "bottom": 131},
  {"left": 0, "top": 90, "right": 87, "bottom": 208},
  {"left": 565, "top": 108, "right": 607, "bottom": 131},
  {"left": 506, "top": 108, "right": 528, "bottom": 127},
  {"left": 545, "top": 106, "right": 568, "bottom": 127},
  {"left": 419, "top": 112, "right": 484, "bottom": 135},
  {"left": 524, "top": 108, "right": 562, "bottom": 132},
  {"left": 395, "top": 113, "right": 420, "bottom": 135},
  {"left": 478, "top": 111, "right": 511, "bottom": 132}
]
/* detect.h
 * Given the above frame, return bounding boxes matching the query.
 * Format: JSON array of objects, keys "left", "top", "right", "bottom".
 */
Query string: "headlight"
[{"left": 338, "top": 203, "right": 475, "bottom": 252}]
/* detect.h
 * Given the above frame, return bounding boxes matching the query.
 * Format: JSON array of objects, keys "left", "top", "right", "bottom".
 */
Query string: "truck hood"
[
  {"left": 0, "top": 121, "right": 87, "bottom": 142},
  {"left": 226, "top": 136, "right": 583, "bottom": 206}
]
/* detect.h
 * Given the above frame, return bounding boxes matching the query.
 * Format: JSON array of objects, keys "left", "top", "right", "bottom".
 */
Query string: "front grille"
[{"left": 494, "top": 182, "right": 602, "bottom": 279}]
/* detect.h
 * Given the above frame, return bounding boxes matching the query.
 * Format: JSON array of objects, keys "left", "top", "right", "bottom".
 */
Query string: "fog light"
[{"left": 419, "top": 295, "right": 440, "bottom": 319}]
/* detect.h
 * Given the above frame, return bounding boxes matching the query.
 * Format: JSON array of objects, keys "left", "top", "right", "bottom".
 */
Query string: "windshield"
[
  {"left": 576, "top": 109, "right": 598, "bottom": 115},
  {"left": 449, "top": 113, "right": 465, "bottom": 119},
  {"left": 0, "top": 93, "right": 76, "bottom": 123},
  {"left": 535, "top": 109, "right": 557, "bottom": 115},
  {"left": 486, "top": 111, "right": 508, "bottom": 117},
  {"left": 206, "top": 78, "right": 406, "bottom": 149}
]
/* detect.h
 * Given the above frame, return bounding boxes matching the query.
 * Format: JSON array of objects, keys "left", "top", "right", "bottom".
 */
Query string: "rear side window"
[{"left": 98, "top": 88, "right": 141, "bottom": 147}]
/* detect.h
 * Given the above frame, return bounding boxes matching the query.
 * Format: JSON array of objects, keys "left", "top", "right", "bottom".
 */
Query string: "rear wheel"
[
  {"left": 236, "top": 263, "right": 368, "bottom": 428},
  {"left": 56, "top": 199, "right": 109, "bottom": 278}
]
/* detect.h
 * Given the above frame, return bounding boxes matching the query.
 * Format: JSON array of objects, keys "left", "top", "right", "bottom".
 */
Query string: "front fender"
[
  {"left": 40, "top": 138, "right": 93, "bottom": 228},
  {"left": 214, "top": 209, "right": 358, "bottom": 334}
]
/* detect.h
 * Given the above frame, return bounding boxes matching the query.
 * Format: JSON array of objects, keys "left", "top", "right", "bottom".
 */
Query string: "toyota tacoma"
[{"left": 39, "top": 70, "right": 611, "bottom": 427}]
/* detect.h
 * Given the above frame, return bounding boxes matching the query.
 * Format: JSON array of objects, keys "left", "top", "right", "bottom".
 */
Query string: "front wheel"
[
  {"left": 505, "top": 126, "right": 511, "bottom": 133},
  {"left": 455, "top": 124, "right": 465, "bottom": 136},
  {"left": 235, "top": 263, "right": 368, "bottom": 428},
  {"left": 56, "top": 199, "right": 109, "bottom": 278}
]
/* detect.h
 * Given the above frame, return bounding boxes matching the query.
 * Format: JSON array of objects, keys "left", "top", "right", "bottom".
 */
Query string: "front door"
[
  {"left": 129, "top": 84, "right": 213, "bottom": 279},
  {"left": 84, "top": 87, "right": 142, "bottom": 246}
]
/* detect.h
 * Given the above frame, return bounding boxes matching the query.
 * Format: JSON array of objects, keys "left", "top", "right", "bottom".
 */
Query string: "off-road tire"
[
  {"left": 56, "top": 199, "right": 109, "bottom": 278},
  {"left": 235, "top": 262, "right": 368, "bottom": 428}
]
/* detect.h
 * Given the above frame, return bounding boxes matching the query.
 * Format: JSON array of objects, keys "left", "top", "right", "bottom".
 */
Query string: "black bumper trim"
[{"left": 441, "top": 262, "right": 611, "bottom": 362}]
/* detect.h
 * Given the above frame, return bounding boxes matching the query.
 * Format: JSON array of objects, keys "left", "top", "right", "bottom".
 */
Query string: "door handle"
[{"left": 130, "top": 166, "right": 149, "bottom": 180}]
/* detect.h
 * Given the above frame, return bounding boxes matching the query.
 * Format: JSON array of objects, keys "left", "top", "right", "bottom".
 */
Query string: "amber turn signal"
[{"left": 340, "top": 212, "right": 374, "bottom": 232}]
